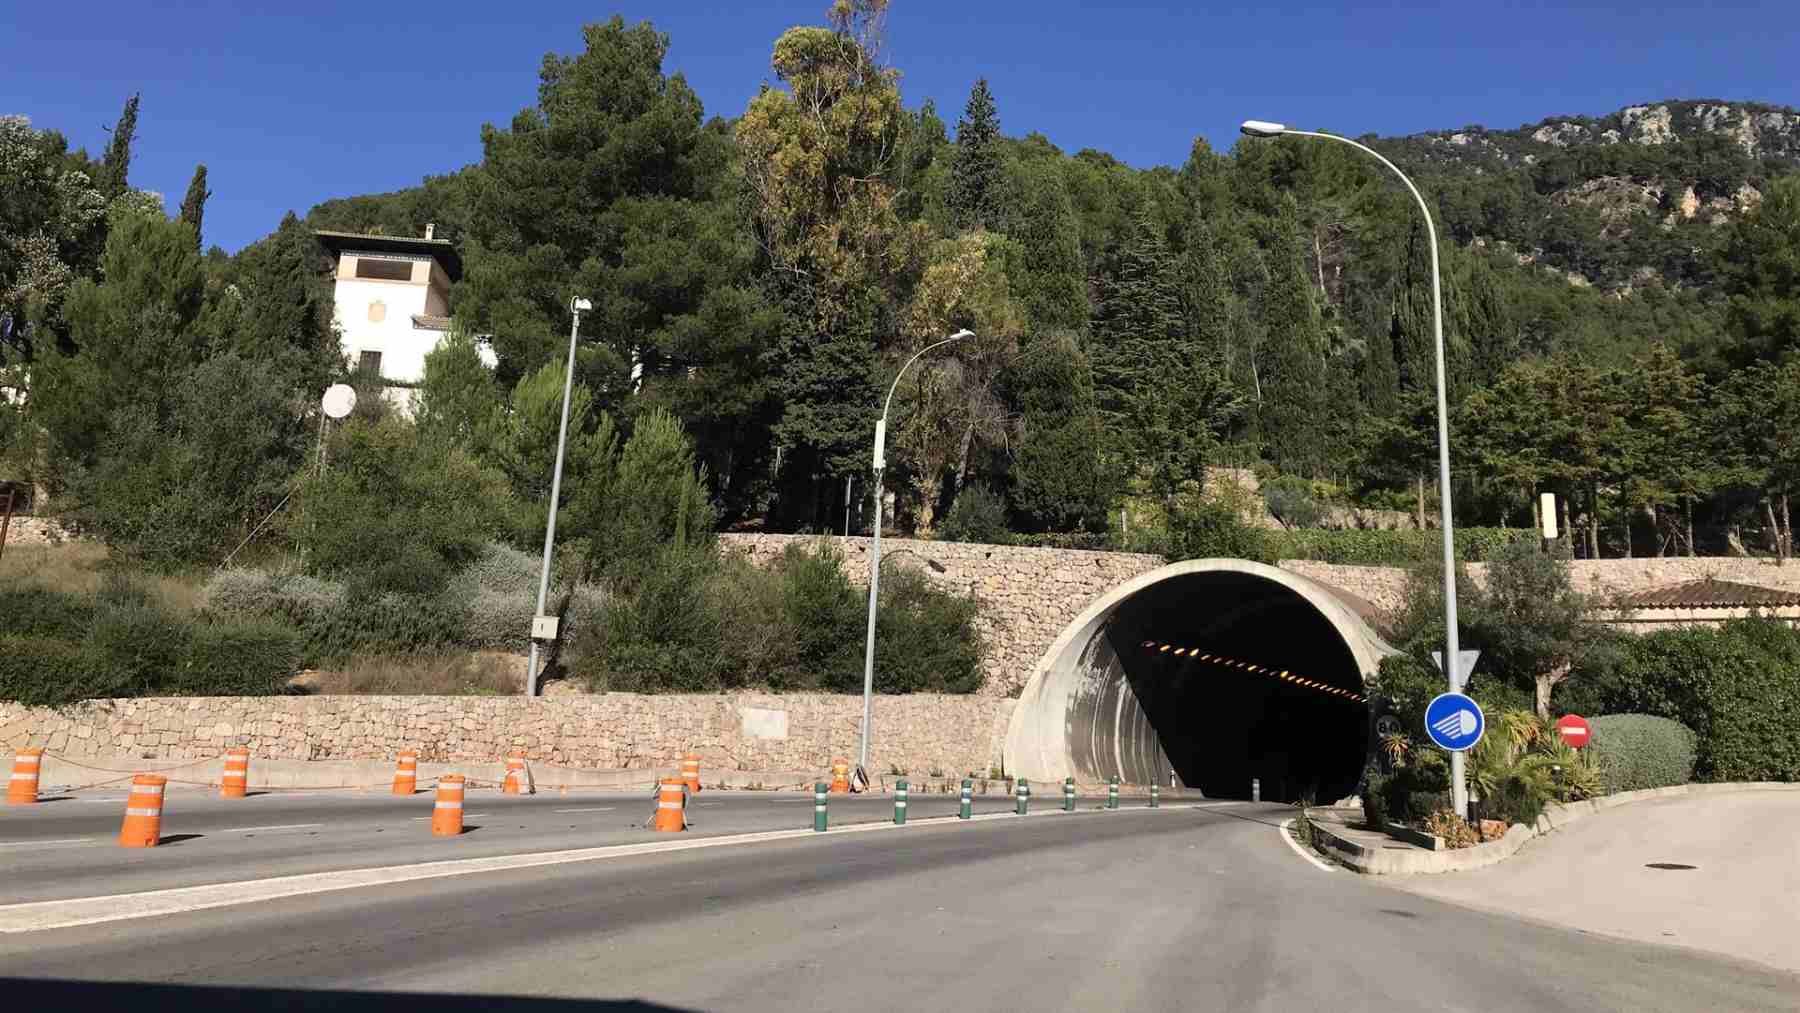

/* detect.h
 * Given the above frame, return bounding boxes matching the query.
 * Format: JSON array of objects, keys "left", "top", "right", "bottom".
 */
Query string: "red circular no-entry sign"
[{"left": 1556, "top": 714, "right": 1591, "bottom": 749}]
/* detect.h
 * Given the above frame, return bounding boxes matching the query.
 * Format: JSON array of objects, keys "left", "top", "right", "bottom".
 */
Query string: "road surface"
[{"left": 3, "top": 796, "right": 1796, "bottom": 1011}]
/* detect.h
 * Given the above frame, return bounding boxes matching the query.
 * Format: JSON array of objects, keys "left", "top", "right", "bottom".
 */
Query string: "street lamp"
[
  {"left": 525, "top": 296, "right": 592, "bottom": 697},
  {"left": 857, "top": 328, "right": 975, "bottom": 778},
  {"left": 1239, "top": 119, "right": 1468, "bottom": 817}
]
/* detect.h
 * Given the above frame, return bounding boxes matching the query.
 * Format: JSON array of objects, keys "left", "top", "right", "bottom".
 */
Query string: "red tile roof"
[{"left": 1620, "top": 578, "right": 1800, "bottom": 609}]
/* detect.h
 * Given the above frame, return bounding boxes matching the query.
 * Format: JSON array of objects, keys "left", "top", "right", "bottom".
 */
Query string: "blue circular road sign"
[{"left": 1424, "top": 692, "right": 1485, "bottom": 752}]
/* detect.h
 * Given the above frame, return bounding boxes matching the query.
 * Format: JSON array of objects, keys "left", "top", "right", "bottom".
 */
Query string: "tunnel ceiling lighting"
[
  {"left": 1159, "top": 644, "right": 1171, "bottom": 652},
  {"left": 1141, "top": 640, "right": 1156, "bottom": 649}
]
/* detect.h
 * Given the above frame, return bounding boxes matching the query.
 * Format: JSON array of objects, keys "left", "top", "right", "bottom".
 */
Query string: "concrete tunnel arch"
[{"left": 1004, "top": 559, "right": 1398, "bottom": 802}]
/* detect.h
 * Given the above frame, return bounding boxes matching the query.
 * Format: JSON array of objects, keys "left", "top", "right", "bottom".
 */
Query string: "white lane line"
[
  {"left": 552, "top": 808, "right": 617, "bottom": 814},
  {"left": 1279, "top": 818, "right": 1336, "bottom": 873},
  {"left": 0, "top": 839, "right": 94, "bottom": 848},
  {"left": 0, "top": 804, "right": 1206, "bottom": 933},
  {"left": 213, "top": 824, "right": 323, "bottom": 834}
]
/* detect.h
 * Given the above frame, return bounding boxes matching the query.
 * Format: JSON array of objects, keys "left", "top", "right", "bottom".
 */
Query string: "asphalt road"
[
  {"left": 3, "top": 800, "right": 1796, "bottom": 1012},
  {"left": 0, "top": 786, "right": 1115, "bottom": 903}
]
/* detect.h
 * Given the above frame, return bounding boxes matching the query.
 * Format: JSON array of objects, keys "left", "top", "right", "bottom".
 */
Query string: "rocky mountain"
[{"left": 1376, "top": 100, "right": 1800, "bottom": 291}]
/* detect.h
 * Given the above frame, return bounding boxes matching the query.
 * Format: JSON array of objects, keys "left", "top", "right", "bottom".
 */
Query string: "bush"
[
  {"left": 580, "top": 542, "right": 725, "bottom": 692},
  {"left": 874, "top": 568, "right": 983, "bottom": 694},
  {"left": 939, "top": 484, "right": 1013, "bottom": 545},
  {"left": 1262, "top": 475, "right": 1325, "bottom": 529},
  {"left": 175, "top": 618, "right": 302, "bottom": 696},
  {"left": 1587, "top": 617, "right": 1800, "bottom": 782},
  {"left": 1262, "top": 527, "right": 1531, "bottom": 565},
  {"left": 1163, "top": 497, "right": 1272, "bottom": 562},
  {"left": 0, "top": 637, "right": 119, "bottom": 705},
  {"left": 1588, "top": 714, "right": 1697, "bottom": 793},
  {"left": 0, "top": 587, "right": 96, "bottom": 640}
]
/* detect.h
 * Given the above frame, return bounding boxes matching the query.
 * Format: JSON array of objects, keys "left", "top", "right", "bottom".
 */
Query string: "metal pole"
[
  {"left": 526, "top": 300, "right": 585, "bottom": 697},
  {"left": 857, "top": 329, "right": 974, "bottom": 774},
  {"left": 1275, "top": 129, "right": 1465, "bottom": 820},
  {"left": 844, "top": 475, "right": 853, "bottom": 537}
]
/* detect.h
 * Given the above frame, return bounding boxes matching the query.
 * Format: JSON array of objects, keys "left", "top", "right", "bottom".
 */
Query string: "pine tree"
[
  {"left": 177, "top": 164, "right": 210, "bottom": 248},
  {"left": 1008, "top": 331, "right": 1116, "bottom": 532},
  {"left": 948, "top": 79, "right": 1003, "bottom": 231},
  {"left": 1255, "top": 200, "right": 1329, "bottom": 476},
  {"left": 98, "top": 93, "right": 140, "bottom": 198},
  {"left": 999, "top": 159, "right": 1088, "bottom": 333}
]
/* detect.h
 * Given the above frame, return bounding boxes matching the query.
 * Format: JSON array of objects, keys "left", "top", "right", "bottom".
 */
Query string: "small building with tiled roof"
[
  {"left": 316, "top": 227, "right": 495, "bottom": 412},
  {"left": 1601, "top": 577, "right": 1800, "bottom": 631}
]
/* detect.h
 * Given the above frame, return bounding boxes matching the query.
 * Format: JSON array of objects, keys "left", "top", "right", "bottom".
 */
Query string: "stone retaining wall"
[
  {"left": 0, "top": 516, "right": 67, "bottom": 547},
  {"left": 0, "top": 693, "right": 1016, "bottom": 780},
  {"left": 718, "top": 534, "right": 1164, "bottom": 697}
]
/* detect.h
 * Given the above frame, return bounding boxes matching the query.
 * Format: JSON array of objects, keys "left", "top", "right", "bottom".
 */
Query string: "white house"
[{"left": 317, "top": 226, "right": 495, "bottom": 410}]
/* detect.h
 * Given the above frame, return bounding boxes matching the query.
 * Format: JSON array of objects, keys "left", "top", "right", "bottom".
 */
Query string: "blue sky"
[{"left": 7, "top": 1, "right": 1797, "bottom": 252}]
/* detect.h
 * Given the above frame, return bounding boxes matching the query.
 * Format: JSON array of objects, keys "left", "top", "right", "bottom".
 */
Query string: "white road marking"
[
  {"left": 213, "top": 824, "right": 323, "bottom": 834},
  {"left": 1279, "top": 818, "right": 1337, "bottom": 873},
  {"left": 552, "top": 807, "right": 617, "bottom": 813},
  {"left": 0, "top": 838, "right": 93, "bottom": 848},
  {"left": 0, "top": 805, "right": 1203, "bottom": 933}
]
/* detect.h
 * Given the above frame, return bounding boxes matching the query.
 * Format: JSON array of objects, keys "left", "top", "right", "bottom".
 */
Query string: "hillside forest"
[{"left": 6, "top": 1, "right": 1800, "bottom": 581}]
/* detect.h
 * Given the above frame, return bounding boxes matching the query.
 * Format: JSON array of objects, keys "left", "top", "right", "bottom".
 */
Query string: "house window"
[
  {"left": 353, "top": 258, "right": 414, "bottom": 282},
  {"left": 358, "top": 350, "right": 383, "bottom": 376}
]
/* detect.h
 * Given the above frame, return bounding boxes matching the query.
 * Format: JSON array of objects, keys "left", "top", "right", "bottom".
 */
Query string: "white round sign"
[{"left": 321, "top": 383, "right": 357, "bottom": 420}]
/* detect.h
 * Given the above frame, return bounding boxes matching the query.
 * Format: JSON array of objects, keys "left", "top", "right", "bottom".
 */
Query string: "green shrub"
[
  {"left": 1588, "top": 617, "right": 1800, "bottom": 782},
  {"left": 1262, "top": 527, "right": 1531, "bottom": 565},
  {"left": 873, "top": 568, "right": 983, "bottom": 694},
  {"left": 1359, "top": 763, "right": 1389, "bottom": 829},
  {"left": 0, "top": 588, "right": 96, "bottom": 640},
  {"left": 1588, "top": 714, "right": 1697, "bottom": 793},
  {"left": 1011, "top": 532, "right": 1116, "bottom": 551},
  {"left": 939, "top": 484, "right": 1014, "bottom": 545},
  {"left": 0, "top": 637, "right": 119, "bottom": 705},
  {"left": 581, "top": 542, "right": 724, "bottom": 693},
  {"left": 173, "top": 618, "right": 302, "bottom": 696}
]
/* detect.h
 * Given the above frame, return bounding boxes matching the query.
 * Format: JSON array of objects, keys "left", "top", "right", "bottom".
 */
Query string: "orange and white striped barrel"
[
  {"left": 118, "top": 774, "right": 167, "bottom": 848},
  {"left": 652, "top": 778, "right": 686, "bottom": 832},
  {"left": 220, "top": 747, "right": 250, "bottom": 799},
  {"left": 502, "top": 751, "right": 533, "bottom": 795},
  {"left": 829, "top": 758, "right": 851, "bottom": 795},
  {"left": 392, "top": 751, "right": 418, "bottom": 795},
  {"left": 681, "top": 753, "right": 702, "bottom": 794},
  {"left": 7, "top": 747, "right": 43, "bottom": 804},
  {"left": 431, "top": 774, "right": 465, "bottom": 836}
]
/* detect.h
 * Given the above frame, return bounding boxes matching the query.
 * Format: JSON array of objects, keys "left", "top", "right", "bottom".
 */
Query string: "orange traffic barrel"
[
  {"left": 392, "top": 751, "right": 418, "bottom": 795},
  {"left": 502, "top": 751, "right": 531, "bottom": 795},
  {"left": 829, "top": 758, "right": 851, "bottom": 795},
  {"left": 118, "top": 774, "right": 167, "bottom": 848},
  {"left": 681, "top": 753, "right": 702, "bottom": 794},
  {"left": 7, "top": 747, "right": 43, "bottom": 804},
  {"left": 431, "top": 774, "right": 466, "bottom": 836},
  {"left": 652, "top": 778, "right": 687, "bottom": 832},
  {"left": 220, "top": 747, "right": 250, "bottom": 799}
]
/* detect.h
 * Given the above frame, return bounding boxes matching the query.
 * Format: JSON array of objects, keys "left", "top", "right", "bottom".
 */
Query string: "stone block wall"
[
  {"left": 0, "top": 693, "right": 1016, "bottom": 780},
  {"left": 1, "top": 517, "right": 68, "bottom": 547},
  {"left": 718, "top": 534, "right": 1164, "bottom": 697}
]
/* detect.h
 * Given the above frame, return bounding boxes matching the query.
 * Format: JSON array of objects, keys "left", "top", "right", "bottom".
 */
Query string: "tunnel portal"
[{"left": 1004, "top": 559, "right": 1396, "bottom": 803}]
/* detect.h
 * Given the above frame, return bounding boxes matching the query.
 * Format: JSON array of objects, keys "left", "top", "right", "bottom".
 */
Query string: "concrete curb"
[{"left": 1307, "top": 782, "right": 1800, "bottom": 875}]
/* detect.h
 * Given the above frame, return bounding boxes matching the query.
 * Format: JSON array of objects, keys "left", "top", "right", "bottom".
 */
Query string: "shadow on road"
[{"left": 0, "top": 979, "right": 700, "bottom": 1012}]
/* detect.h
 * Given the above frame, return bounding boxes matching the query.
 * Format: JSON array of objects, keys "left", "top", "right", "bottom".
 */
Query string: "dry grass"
[
  {"left": 0, "top": 541, "right": 209, "bottom": 613},
  {"left": 297, "top": 651, "right": 526, "bottom": 696}
]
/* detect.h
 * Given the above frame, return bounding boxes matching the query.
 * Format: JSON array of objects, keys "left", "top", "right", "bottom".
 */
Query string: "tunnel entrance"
[{"left": 1006, "top": 560, "right": 1393, "bottom": 804}]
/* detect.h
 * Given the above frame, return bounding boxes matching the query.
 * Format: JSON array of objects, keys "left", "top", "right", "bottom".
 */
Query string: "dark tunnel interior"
[{"left": 1103, "top": 571, "right": 1370, "bottom": 803}]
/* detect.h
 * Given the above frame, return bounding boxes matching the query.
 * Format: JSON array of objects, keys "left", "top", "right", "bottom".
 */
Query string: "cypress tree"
[
  {"left": 178, "top": 164, "right": 210, "bottom": 248},
  {"left": 1090, "top": 211, "right": 1184, "bottom": 442},
  {"left": 1008, "top": 331, "right": 1116, "bottom": 532},
  {"left": 99, "top": 93, "right": 141, "bottom": 198},
  {"left": 1256, "top": 200, "right": 1329, "bottom": 476},
  {"left": 948, "top": 79, "right": 1003, "bottom": 231}
]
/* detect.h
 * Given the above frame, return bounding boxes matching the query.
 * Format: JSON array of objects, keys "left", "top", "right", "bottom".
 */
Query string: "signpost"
[
  {"left": 1424, "top": 692, "right": 1485, "bottom": 753},
  {"left": 1555, "top": 713, "right": 1591, "bottom": 749}
]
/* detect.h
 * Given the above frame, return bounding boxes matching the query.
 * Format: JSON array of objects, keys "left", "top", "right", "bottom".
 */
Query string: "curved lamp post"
[
  {"left": 858, "top": 328, "right": 975, "bottom": 776},
  {"left": 526, "top": 296, "right": 591, "bottom": 697},
  {"left": 1240, "top": 120, "right": 1466, "bottom": 818}
]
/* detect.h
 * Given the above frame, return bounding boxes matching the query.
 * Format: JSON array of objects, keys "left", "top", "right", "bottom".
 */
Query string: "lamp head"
[
  {"left": 571, "top": 297, "right": 593, "bottom": 313},
  {"left": 949, "top": 328, "right": 974, "bottom": 340},
  {"left": 1240, "top": 120, "right": 1288, "bottom": 138}
]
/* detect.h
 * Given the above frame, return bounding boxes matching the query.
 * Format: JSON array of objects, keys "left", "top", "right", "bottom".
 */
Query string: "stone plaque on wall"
[{"left": 740, "top": 707, "right": 789, "bottom": 740}]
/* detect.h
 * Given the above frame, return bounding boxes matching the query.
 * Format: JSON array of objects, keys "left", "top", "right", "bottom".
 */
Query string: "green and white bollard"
[
  {"left": 1107, "top": 776, "right": 1119, "bottom": 810},
  {"left": 1015, "top": 777, "right": 1030, "bottom": 815},
  {"left": 1150, "top": 782, "right": 1159, "bottom": 808},
  {"left": 894, "top": 779, "right": 908, "bottom": 825},
  {"left": 959, "top": 779, "right": 972, "bottom": 820},
  {"left": 1063, "top": 776, "right": 1075, "bottom": 812},
  {"left": 813, "top": 782, "right": 828, "bottom": 832}
]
